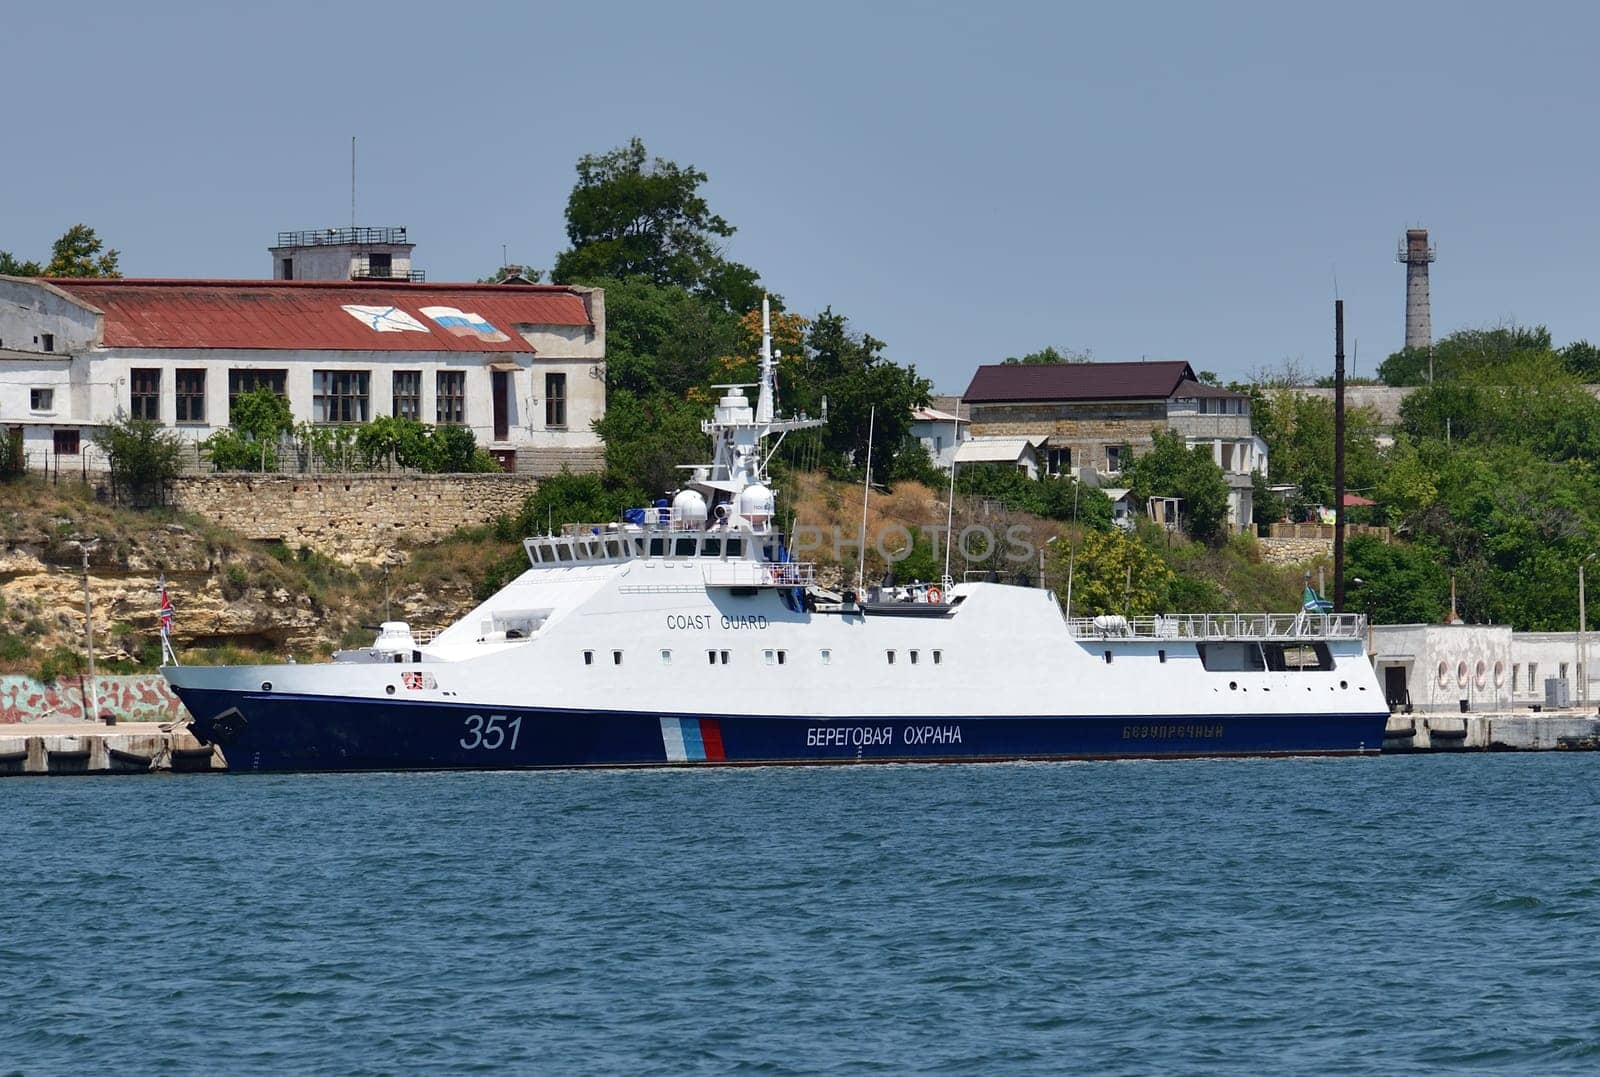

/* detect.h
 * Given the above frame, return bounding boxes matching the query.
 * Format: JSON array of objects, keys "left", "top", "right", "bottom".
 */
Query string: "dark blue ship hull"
[{"left": 173, "top": 687, "right": 1390, "bottom": 773}]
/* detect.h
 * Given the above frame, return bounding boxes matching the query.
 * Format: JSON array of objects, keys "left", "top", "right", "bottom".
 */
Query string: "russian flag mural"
[
  {"left": 659, "top": 717, "right": 727, "bottom": 763},
  {"left": 419, "top": 306, "right": 510, "bottom": 343}
]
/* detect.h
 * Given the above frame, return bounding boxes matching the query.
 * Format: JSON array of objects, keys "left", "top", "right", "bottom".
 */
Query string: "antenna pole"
[
  {"left": 1334, "top": 299, "right": 1347, "bottom": 612},
  {"left": 351, "top": 136, "right": 356, "bottom": 229},
  {"left": 856, "top": 406, "right": 875, "bottom": 594},
  {"left": 943, "top": 399, "right": 960, "bottom": 584}
]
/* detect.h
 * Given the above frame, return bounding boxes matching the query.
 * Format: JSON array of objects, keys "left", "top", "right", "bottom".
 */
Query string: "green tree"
[
  {"left": 516, "top": 469, "right": 646, "bottom": 535},
  {"left": 1249, "top": 389, "right": 1383, "bottom": 509},
  {"left": 1559, "top": 340, "right": 1600, "bottom": 380},
  {"left": 94, "top": 415, "right": 184, "bottom": 505},
  {"left": 1124, "top": 430, "right": 1230, "bottom": 543},
  {"left": 799, "top": 308, "right": 930, "bottom": 476},
  {"left": 593, "top": 388, "right": 710, "bottom": 496},
  {"left": 1343, "top": 533, "right": 1449, "bottom": 625},
  {"left": 1056, "top": 528, "right": 1176, "bottom": 616},
  {"left": 1377, "top": 324, "right": 1553, "bottom": 386},
  {"left": 0, "top": 250, "right": 43, "bottom": 276},
  {"left": 44, "top": 224, "right": 121, "bottom": 278},
  {"left": 1001, "top": 345, "right": 1093, "bottom": 365},
  {"left": 552, "top": 138, "right": 760, "bottom": 312}
]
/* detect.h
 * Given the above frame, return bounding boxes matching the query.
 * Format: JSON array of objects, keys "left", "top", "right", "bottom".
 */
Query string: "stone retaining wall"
[
  {"left": 170, "top": 473, "right": 540, "bottom": 564},
  {"left": 1257, "top": 537, "right": 1332, "bottom": 565}
]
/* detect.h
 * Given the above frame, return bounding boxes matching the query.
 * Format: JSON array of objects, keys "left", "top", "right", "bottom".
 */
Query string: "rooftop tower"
[{"left": 269, "top": 227, "right": 423, "bottom": 282}]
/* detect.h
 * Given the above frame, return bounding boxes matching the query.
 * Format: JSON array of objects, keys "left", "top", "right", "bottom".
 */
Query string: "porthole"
[
  {"left": 1339, "top": 680, "right": 1348, "bottom": 689},
  {"left": 1229, "top": 681, "right": 1238, "bottom": 691},
  {"left": 385, "top": 685, "right": 395, "bottom": 695},
  {"left": 261, "top": 681, "right": 272, "bottom": 691}
]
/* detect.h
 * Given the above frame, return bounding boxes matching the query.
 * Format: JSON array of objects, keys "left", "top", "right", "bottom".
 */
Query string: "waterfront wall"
[
  {"left": 0, "top": 674, "right": 182, "bottom": 724},
  {"left": 169, "top": 473, "right": 541, "bottom": 564}
]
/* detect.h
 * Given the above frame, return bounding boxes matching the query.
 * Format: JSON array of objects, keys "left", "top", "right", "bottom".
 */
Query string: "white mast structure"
[{"left": 685, "top": 298, "right": 822, "bottom": 538}]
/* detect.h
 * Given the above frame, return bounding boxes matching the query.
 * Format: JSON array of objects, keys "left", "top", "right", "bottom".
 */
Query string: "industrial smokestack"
[{"left": 1396, "top": 227, "right": 1436, "bottom": 352}]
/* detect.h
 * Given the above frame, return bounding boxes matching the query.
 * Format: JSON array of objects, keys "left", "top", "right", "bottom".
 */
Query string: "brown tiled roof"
[
  {"left": 48, "top": 278, "right": 591, "bottom": 352},
  {"left": 963, "top": 360, "right": 1196, "bottom": 403}
]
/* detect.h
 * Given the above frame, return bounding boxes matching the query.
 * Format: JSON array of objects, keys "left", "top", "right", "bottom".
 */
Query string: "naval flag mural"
[
  {"left": 341, "top": 305, "right": 430, "bottom": 333},
  {"left": 420, "top": 306, "right": 511, "bottom": 343}
]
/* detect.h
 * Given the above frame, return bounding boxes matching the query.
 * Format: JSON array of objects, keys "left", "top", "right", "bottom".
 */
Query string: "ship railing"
[
  {"left": 1066, "top": 612, "right": 1367, "bottom": 641},
  {"left": 702, "top": 561, "right": 815, "bottom": 588},
  {"left": 410, "top": 628, "right": 441, "bottom": 644}
]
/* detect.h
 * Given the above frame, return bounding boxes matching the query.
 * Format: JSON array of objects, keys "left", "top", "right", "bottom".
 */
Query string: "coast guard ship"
[{"left": 165, "top": 303, "right": 1388, "bottom": 772}]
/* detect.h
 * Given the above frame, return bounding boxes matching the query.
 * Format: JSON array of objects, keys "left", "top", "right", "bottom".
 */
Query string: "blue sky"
[{"left": 6, "top": 1, "right": 1597, "bottom": 392}]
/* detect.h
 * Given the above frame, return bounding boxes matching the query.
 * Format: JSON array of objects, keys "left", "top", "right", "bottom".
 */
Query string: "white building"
[
  {"left": 910, "top": 404, "right": 969, "bottom": 470},
  {"left": 1369, "top": 623, "right": 1596, "bottom": 713},
  {"left": 954, "top": 435, "right": 1043, "bottom": 478},
  {"left": 0, "top": 274, "right": 604, "bottom": 474}
]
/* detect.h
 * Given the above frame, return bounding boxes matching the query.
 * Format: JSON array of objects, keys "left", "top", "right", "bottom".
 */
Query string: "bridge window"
[
  {"left": 886, "top": 650, "right": 896, "bottom": 665},
  {"left": 820, "top": 649, "right": 831, "bottom": 665},
  {"left": 910, "top": 650, "right": 920, "bottom": 665},
  {"left": 612, "top": 650, "right": 623, "bottom": 666},
  {"left": 583, "top": 650, "right": 594, "bottom": 666},
  {"left": 648, "top": 537, "right": 666, "bottom": 558},
  {"left": 932, "top": 650, "right": 943, "bottom": 665},
  {"left": 660, "top": 649, "right": 672, "bottom": 665},
  {"left": 702, "top": 538, "right": 722, "bottom": 557},
  {"left": 725, "top": 539, "right": 743, "bottom": 557},
  {"left": 673, "top": 537, "right": 697, "bottom": 557}
]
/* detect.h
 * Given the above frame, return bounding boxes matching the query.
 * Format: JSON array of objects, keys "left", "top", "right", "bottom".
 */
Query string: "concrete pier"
[
  {"left": 0, "top": 721, "right": 225, "bottom": 776},
  {"left": 1384, "top": 711, "right": 1600, "bottom": 752}
]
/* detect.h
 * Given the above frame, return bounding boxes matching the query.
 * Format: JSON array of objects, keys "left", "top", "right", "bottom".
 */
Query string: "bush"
[{"left": 94, "top": 414, "right": 185, "bottom": 505}]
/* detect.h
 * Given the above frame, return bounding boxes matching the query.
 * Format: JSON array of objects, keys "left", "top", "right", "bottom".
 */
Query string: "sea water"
[{"left": 3, "top": 754, "right": 1598, "bottom": 1074}]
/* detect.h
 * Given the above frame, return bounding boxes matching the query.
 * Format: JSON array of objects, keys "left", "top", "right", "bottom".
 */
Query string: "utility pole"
[
  {"left": 1333, "top": 299, "right": 1347, "bottom": 612},
  {"left": 80, "top": 542, "right": 103, "bottom": 724}
]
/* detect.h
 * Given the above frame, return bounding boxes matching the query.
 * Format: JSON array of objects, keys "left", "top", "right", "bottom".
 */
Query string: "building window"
[
  {"left": 30, "top": 388, "right": 54, "bottom": 412},
  {"left": 53, "top": 429, "right": 79, "bottom": 455},
  {"left": 40, "top": 333, "right": 54, "bottom": 353},
  {"left": 545, "top": 372, "right": 567, "bottom": 428},
  {"left": 130, "top": 368, "right": 161, "bottom": 421},
  {"left": 393, "top": 371, "right": 421, "bottom": 420},
  {"left": 1512, "top": 664, "right": 1520, "bottom": 692},
  {"left": 1560, "top": 662, "right": 1569, "bottom": 683},
  {"left": 1106, "top": 445, "right": 1124, "bottom": 473},
  {"left": 281, "top": 258, "right": 293, "bottom": 280},
  {"left": 228, "top": 369, "right": 288, "bottom": 405},
  {"left": 1529, "top": 663, "right": 1538, "bottom": 690},
  {"left": 1046, "top": 447, "right": 1072, "bottom": 477},
  {"left": 436, "top": 371, "right": 466, "bottom": 425},
  {"left": 175, "top": 369, "right": 207, "bottom": 424},
  {"left": 367, "top": 252, "right": 392, "bottom": 278},
  {"left": 312, "top": 370, "right": 369, "bottom": 423}
]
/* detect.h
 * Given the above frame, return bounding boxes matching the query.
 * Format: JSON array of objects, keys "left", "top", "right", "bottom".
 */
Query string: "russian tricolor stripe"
[{"left": 659, "top": 717, "right": 726, "bottom": 763}]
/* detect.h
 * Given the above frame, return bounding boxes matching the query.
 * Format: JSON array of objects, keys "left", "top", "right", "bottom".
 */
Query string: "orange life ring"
[{"left": 926, "top": 586, "right": 943, "bottom": 604}]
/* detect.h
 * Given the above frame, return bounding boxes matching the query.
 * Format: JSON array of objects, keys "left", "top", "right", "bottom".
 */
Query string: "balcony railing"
[
  {"left": 275, "top": 227, "right": 409, "bottom": 248},
  {"left": 351, "top": 265, "right": 426, "bottom": 282}
]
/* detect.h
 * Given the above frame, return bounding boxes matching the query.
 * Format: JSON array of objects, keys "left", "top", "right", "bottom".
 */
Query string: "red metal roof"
[
  {"left": 48, "top": 278, "right": 592, "bottom": 352},
  {"left": 964, "top": 360, "right": 1196, "bottom": 403}
]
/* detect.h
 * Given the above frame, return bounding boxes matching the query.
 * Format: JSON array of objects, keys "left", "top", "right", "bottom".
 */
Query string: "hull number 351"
[{"left": 460, "top": 714, "right": 523, "bottom": 751}]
